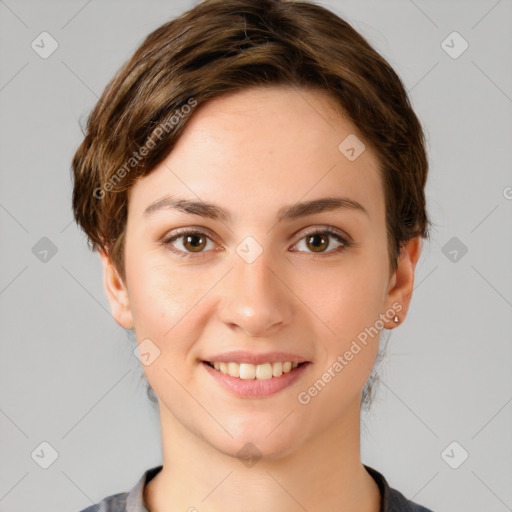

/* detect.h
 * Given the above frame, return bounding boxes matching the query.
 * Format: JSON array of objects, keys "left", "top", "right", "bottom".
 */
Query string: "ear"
[
  {"left": 99, "top": 249, "right": 135, "bottom": 330},
  {"left": 384, "top": 236, "right": 422, "bottom": 326}
]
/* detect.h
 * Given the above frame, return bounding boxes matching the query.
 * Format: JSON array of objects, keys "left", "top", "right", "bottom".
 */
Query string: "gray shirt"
[{"left": 77, "top": 464, "right": 435, "bottom": 512}]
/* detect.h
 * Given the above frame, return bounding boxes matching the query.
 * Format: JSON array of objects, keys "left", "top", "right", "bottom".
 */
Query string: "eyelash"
[{"left": 162, "top": 226, "right": 353, "bottom": 260}]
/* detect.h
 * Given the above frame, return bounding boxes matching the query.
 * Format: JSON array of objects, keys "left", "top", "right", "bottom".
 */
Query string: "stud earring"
[{"left": 393, "top": 315, "right": 399, "bottom": 323}]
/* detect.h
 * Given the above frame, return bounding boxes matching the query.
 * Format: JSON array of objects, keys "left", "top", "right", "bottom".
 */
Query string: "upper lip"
[{"left": 203, "top": 351, "right": 310, "bottom": 365}]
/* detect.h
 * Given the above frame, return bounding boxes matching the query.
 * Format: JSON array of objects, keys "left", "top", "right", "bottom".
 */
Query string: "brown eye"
[
  {"left": 182, "top": 233, "right": 207, "bottom": 252},
  {"left": 293, "top": 228, "right": 351, "bottom": 255},
  {"left": 306, "top": 233, "right": 329, "bottom": 252},
  {"left": 164, "top": 230, "right": 215, "bottom": 258}
]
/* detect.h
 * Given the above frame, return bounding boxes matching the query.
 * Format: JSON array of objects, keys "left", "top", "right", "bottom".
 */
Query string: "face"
[{"left": 101, "top": 85, "right": 420, "bottom": 459}]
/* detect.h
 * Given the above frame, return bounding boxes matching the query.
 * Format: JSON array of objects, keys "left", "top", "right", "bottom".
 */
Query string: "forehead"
[{"left": 127, "top": 85, "right": 385, "bottom": 225}]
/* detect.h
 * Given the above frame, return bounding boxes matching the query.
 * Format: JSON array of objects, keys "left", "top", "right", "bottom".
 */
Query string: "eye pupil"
[
  {"left": 307, "top": 234, "right": 329, "bottom": 252},
  {"left": 183, "top": 233, "right": 206, "bottom": 252}
]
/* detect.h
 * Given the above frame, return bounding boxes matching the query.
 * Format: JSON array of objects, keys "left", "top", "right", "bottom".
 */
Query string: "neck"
[{"left": 144, "top": 399, "right": 381, "bottom": 512}]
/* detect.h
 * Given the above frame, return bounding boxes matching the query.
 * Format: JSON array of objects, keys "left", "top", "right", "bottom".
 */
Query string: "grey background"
[{"left": 0, "top": 0, "right": 511, "bottom": 511}]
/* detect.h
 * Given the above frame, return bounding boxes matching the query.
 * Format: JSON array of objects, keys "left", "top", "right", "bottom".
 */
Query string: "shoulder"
[
  {"left": 75, "top": 465, "right": 162, "bottom": 512},
  {"left": 77, "top": 491, "right": 128, "bottom": 512},
  {"left": 387, "top": 486, "right": 435, "bottom": 512},
  {"left": 364, "top": 464, "right": 436, "bottom": 512}
]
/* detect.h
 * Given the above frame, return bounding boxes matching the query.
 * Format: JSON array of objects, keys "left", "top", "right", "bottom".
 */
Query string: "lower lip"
[{"left": 202, "top": 361, "right": 311, "bottom": 398}]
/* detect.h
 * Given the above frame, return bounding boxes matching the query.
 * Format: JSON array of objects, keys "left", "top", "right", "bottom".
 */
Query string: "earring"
[{"left": 393, "top": 315, "right": 399, "bottom": 323}]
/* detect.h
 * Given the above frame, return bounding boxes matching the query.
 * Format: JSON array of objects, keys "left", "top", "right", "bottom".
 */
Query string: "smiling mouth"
[{"left": 203, "top": 361, "right": 308, "bottom": 380}]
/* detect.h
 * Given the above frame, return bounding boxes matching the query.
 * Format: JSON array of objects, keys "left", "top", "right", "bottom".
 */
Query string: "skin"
[{"left": 100, "top": 85, "right": 421, "bottom": 512}]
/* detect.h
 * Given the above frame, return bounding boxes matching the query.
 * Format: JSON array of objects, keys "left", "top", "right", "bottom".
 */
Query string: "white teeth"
[
  {"left": 239, "top": 363, "right": 255, "bottom": 379},
  {"left": 227, "top": 361, "right": 240, "bottom": 378},
  {"left": 255, "top": 363, "right": 273, "bottom": 380},
  {"left": 272, "top": 362, "right": 283, "bottom": 377},
  {"left": 209, "top": 361, "right": 303, "bottom": 379}
]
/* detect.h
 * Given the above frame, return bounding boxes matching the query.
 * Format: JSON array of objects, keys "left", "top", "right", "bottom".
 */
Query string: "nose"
[{"left": 217, "top": 246, "right": 294, "bottom": 338}]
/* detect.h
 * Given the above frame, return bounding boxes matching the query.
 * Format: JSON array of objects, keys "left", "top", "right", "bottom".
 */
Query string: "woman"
[{"left": 72, "top": 0, "right": 434, "bottom": 510}]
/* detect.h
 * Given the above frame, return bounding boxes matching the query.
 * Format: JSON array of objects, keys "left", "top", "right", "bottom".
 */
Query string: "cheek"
[
  {"left": 308, "top": 250, "right": 388, "bottom": 384},
  {"left": 307, "top": 275, "right": 384, "bottom": 406},
  {"left": 125, "top": 261, "right": 207, "bottom": 391},
  {"left": 124, "top": 248, "right": 224, "bottom": 369},
  {"left": 315, "top": 258, "right": 388, "bottom": 333},
  {"left": 128, "top": 261, "right": 204, "bottom": 335}
]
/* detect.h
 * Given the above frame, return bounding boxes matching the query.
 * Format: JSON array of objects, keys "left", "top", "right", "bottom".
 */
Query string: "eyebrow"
[{"left": 143, "top": 195, "right": 368, "bottom": 222}]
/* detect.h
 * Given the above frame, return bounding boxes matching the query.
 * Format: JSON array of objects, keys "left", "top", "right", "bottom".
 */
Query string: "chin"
[{"left": 207, "top": 423, "right": 306, "bottom": 464}]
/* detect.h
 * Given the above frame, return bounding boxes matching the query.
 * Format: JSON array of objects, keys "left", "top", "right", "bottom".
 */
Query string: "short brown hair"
[{"left": 72, "top": 0, "right": 430, "bottom": 283}]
